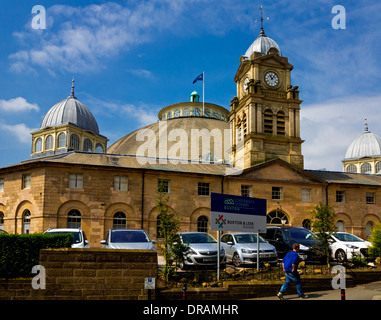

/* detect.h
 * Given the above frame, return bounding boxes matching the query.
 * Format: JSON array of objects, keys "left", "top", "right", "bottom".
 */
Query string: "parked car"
[
  {"left": 327, "top": 232, "right": 371, "bottom": 262},
  {"left": 220, "top": 232, "right": 278, "bottom": 267},
  {"left": 0, "top": 229, "right": 7, "bottom": 234},
  {"left": 44, "top": 228, "right": 90, "bottom": 248},
  {"left": 261, "top": 226, "right": 324, "bottom": 262},
  {"left": 177, "top": 232, "right": 226, "bottom": 269},
  {"left": 101, "top": 229, "right": 156, "bottom": 250}
]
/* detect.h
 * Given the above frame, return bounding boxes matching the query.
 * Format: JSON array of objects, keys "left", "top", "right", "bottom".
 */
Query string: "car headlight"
[
  {"left": 187, "top": 249, "right": 197, "bottom": 255},
  {"left": 241, "top": 248, "right": 255, "bottom": 253},
  {"left": 299, "top": 244, "right": 310, "bottom": 251},
  {"left": 345, "top": 244, "right": 359, "bottom": 249}
]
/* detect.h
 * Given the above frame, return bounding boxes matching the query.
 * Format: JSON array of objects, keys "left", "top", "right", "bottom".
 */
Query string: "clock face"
[
  {"left": 265, "top": 71, "right": 279, "bottom": 87},
  {"left": 243, "top": 77, "right": 249, "bottom": 94}
]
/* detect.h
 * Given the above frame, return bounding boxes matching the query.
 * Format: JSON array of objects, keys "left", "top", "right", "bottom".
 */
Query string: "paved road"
[{"left": 249, "top": 281, "right": 381, "bottom": 300}]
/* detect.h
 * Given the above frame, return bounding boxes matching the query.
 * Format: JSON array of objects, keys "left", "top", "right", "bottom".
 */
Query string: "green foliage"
[
  {"left": 369, "top": 223, "right": 381, "bottom": 258},
  {"left": 0, "top": 233, "right": 73, "bottom": 278},
  {"left": 351, "top": 253, "right": 367, "bottom": 267},
  {"left": 311, "top": 202, "right": 337, "bottom": 266}
]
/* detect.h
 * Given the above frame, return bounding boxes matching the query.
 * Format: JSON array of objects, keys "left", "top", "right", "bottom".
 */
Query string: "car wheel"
[
  {"left": 179, "top": 261, "right": 187, "bottom": 270},
  {"left": 232, "top": 253, "right": 241, "bottom": 267},
  {"left": 335, "top": 249, "right": 347, "bottom": 262}
]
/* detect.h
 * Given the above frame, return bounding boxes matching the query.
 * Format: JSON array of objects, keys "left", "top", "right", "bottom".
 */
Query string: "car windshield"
[
  {"left": 181, "top": 233, "right": 216, "bottom": 244},
  {"left": 333, "top": 233, "right": 363, "bottom": 242},
  {"left": 285, "top": 228, "right": 316, "bottom": 241},
  {"left": 234, "top": 234, "right": 266, "bottom": 244},
  {"left": 49, "top": 231, "right": 82, "bottom": 244},
  {"left": 111, "top": 230, "right": 149, "bottom": 243}
]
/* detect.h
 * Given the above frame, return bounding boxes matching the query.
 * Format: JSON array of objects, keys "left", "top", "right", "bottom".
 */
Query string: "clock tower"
[{"left": 229, "top": 17, "right": 304, "bottom": 170}]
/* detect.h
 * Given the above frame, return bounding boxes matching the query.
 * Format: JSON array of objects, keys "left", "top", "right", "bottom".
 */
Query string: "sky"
[{"left": 1, "top": 0, "right": 381, "bottom": 171}]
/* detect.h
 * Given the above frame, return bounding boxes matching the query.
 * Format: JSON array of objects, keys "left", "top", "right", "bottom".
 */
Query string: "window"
[
  {"left": 197, "top": 216, "right": 209, "bottom": 233},
  {"left": 336, "top": 220, "right": 345, "bottom": 232},
  {"left": 0, "top": 178, "right": 4, "bottom": 192},
  {"left": 114, "top": 176, "right": 128, "bottom": 191},
  {"left": 264, "top": 109, "right": 273, "bottom": 134},
  {"left": 45, "top": 135, "right": 53, "bottom": 150},
  {"left": 302, "top": 219, "right": 311, "bottom": 230},
  {"left": 22, "top": 174, "right": 31, "bottom": 189},
  {"left": 183, "top": 108, "right": 190, "bottom": 116},
  {"left": 95, "top": 143, "right": 104, "bottom": 153},
  {"left": 174, "top": 109, "right": 181, "bottom": 117},
  {"left": 35, "top": 138, "right": 42, "bottom": 152},
  {"left": 272, "top": 187, "right": 282, "bottom": 200},
  {"left": 198, "top": 182, "right": 210, "bottom": 196},
  {"left": 241, "top": 185, "right": 252, "bottom": 197},
  {"left": 113, "top": 212, "right": 127, "bottom": 229},
  {"left": 301, "top": 188, "right": 311, "bottom": 202},
  {"left": 366, "top": 192, "right": 375, "bottom": 204},
  {"left": 366, "top": 221, "right": 374, "bottom": 239},
  {"left": 68, "top": 174, "right": 83, "bottom": 188},
  {"left": 346, "top": 164, "right": 357, "bottom": 173},
  {"left": 204, "top": 109, "right": 210, "bottom": 117},
  {"left": 158, "top": 179, "right": 170, "bottom": 193},
  {"left": 276, "top": 111, "right": 285, "bottom": 136},
  {"left": 267, "top": 210, "right": 289, "bottom": 225},
  {"left": 192, "top": 108, "right": 201, "bottom": 116},
  {"left": 58, "top": 132, "right": 66, "bottom": 148},
  {"left": 336, "top": 190, "right": 345, "bottom": 203},
  {"left": 67, "top": 210, "right": 81, "bottom": 228},
  {"left": 0, "top": 212, "right": 4, "bottom": 230},
  {"left": 70, "top": 134, "right": 80, "bottom": 150},
  {"left": 376, "top": 162, "right": 381, "bottom": 174},
  {"left": 83, "top": 139, "right": 93, "bottom": 152},
  {"left": 167, "top": 111, "right": 172, "bottom": 119},
  {"left": 361, "top": 163, "right": 372, "bottom": 174},
  {"left": 22, "top": 210, "right": 31, "bottom": 234}
]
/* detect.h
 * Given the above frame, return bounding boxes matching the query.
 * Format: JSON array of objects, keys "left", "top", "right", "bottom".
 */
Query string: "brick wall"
[{"left": 0, "top": 248, "right": 157, "bottom": 300}]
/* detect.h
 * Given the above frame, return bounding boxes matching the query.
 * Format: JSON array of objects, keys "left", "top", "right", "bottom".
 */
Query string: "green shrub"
[
  {"left": 369, "top": 223, "right": 381, "bottom": 259},
  {"left": 0, "top": 233, "right": 73, "bottom": 278}
]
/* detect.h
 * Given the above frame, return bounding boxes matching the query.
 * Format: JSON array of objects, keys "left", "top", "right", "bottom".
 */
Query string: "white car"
[
  {"left": 328, "top": 232, "right": 371, "bottom": 262},
  {"left": 44, "top": 228, "right": 90, "bottom": 248},
  {"left": 101, "top": 229, "right": 156, "bottom": 250}
]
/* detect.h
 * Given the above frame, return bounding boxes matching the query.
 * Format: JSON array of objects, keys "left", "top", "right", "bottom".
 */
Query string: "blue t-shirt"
[{"left": 282, "top": 250, "right": 300, "bottom": 272}]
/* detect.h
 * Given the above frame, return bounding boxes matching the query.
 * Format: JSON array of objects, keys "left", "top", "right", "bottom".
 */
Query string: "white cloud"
[
  {"left": 0, "top": 97, "right": 39, "bottom": 112},
  {"left": 127, "top": 69, "right": 155, "bottom": 80},
  {"left": 301, "top": 95, "right": 381, "bottom": 171},
  {"left": 0, "top": 123, "right": 34, "bottom": 143}
]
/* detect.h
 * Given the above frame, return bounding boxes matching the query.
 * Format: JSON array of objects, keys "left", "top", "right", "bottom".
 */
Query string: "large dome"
[
  {"left": 344, "top": 126, "right": 381, "bottom": 160},
  {"left": 244, "top": 28, "right": 282, "bottom": 59},
  {"left": 40, "top": 80, "right": 99, "bottom": 134}
]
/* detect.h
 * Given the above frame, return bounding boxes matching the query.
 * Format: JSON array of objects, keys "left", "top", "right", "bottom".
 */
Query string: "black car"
[{"left": 261, "top": 226, "right": 324, "bottom": 263}]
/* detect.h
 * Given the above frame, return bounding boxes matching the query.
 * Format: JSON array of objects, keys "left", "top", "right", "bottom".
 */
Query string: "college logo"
[
  {"left": 215, "top": 214, "right": 227, "bottom": 229},
  {"left": 224, "top": 199, "right": 234, "bottom": 205}
]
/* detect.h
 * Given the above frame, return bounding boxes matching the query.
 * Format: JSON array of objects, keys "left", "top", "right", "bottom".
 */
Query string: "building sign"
[{"left": 211, "top": 193, "right": 266, "bottom": 233}]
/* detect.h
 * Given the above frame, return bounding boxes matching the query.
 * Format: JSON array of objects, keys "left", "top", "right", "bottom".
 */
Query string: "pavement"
[{"left": 249, "top": 280, "right": 381, "bottom": 300}]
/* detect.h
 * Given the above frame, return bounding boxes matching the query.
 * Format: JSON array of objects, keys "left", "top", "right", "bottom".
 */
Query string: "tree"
[
  {"left": 369, "top": 223, "right": 381, "bottom": 259},
  {"left": 156, "top": 181, "right": 188, "bottom": 282},
  {"left": 310, "top": 202, "right": 337, "bottom": 267}
]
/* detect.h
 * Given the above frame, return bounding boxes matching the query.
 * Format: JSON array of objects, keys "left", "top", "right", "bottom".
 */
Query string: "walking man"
[{"left": 277, "top": 243, "right": 308, "bottom": 300}]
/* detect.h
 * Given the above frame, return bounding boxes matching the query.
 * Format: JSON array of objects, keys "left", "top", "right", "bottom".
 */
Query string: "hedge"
[{"left": 0, "top": 233, "right": 73, "bottom": 278}]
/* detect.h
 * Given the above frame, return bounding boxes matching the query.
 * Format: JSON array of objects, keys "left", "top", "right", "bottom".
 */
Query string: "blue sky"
[{"left": 1, "top": 0, "right": 381, "bottom": 171}]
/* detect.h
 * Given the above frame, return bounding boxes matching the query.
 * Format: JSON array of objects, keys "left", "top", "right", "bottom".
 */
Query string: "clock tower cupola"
[{"left": 229, "top": 7, "right": 304, "bottom": 169}]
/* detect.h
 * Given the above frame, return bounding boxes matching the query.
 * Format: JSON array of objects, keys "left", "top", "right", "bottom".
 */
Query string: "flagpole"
[{"left": 202, "top": 71, "right": 205, "bottom": 117}]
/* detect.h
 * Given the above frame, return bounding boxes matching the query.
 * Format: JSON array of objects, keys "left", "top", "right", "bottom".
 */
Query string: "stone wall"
[{"left": 0, "top": 248, "right": 157, "bottom": 300}]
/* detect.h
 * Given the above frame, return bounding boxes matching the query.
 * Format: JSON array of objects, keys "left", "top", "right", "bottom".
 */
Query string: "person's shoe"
[
  {"left": 299, "top": 294, "right": 308, "bottom": 299},
  {"left": 277, "top": 292, "right": 284, "bottom": 300}
]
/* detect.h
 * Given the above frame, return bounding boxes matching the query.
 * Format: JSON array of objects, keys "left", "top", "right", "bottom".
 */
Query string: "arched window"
[
  {"left": 276, "top": 111, "right": 285, "bottom": 136},
  {"left": 183, "top": 108, "right": 190, "bottom": 116},
  {"left": 70, "top": 134, "right": 80, "bottom": 150},
  {"left": 0, "top": 212, "right": 4, "bottom": 230},
  {"left": 366, "top": 221, "right": 374, "bottom": 239},
  {"left": 197, "top": 216, "right": 209, "bottom": 233},
  {"left": 346, "top": 164, "right": 357, "bottom": 173},
  {"left": 204, "top": 109, "right": 210, "bottom": 117},
  {"left": 35, "top": 138, "right": 42, "bottom": 153},
  {"left": 302, "top": 219, "right": 311, "bottom": 230},
  {"left": 267, "top": 210, "right": 289, "bottom": 225},
  {"left": 113, "top": 212, "right": 126, "bottom": 229},
  {"left": 192, "top": 108, "right": 201, "bottom": 116},
  {"left": 67, "top": 210, "right": 81, "bottom": 228},
  {"left": 174, "top": 109, "right": 181, "bottom": 118},
  {"left": 167, "top": 111, "right": 172, "bottom": 119},
  {"left": 58, "top": 132, "right": 66, "bottom": 148},
  {"left": 95, "top": 143, "right": 104, "bottom": 153},
  {"left": 156, "top": 215, "right": 162, "bottom": 238},
  {"left": 22, "top": 210, "right": 31, "bottom": 234},
  {"left": 83, "top": 139, "right": 93, "bottom": 152},
  {"left": 45, "top": 135, "right": 54, "bottom": 150},
  {"left": 361, "top": 163, "right": 372, "bottom": 174},
  {"left": 376, "top": 162, "right": 381, "bottom": 174},
  {"left": 336, "top": 220, "right": 345, "bottom": 232},
  {"left": 263, "top": 109, "right": 273, "bottom": 134}
]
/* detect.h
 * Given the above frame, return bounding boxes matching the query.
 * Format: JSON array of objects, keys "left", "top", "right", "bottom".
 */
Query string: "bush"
[
  {"left": 0, "top": 233, "right": 73, "bottom": 278},
  {"left": 369, "top": 223, "right": 381, "bottom": 259}
]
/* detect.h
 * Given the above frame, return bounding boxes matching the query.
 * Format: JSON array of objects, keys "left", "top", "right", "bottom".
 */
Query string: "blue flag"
[{"left": 193, "top": 73, "right": 203, "bottom": 84}]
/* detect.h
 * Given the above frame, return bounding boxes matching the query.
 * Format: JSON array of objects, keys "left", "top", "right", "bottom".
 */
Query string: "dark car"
[{"left": 261, "top": 226, "right": 324, "bottom": 262}]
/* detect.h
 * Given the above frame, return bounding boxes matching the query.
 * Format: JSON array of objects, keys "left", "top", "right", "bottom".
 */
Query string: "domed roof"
[
  {"left": 344, "top": 124, "right": 381, "bottom": 160},
  {"left": 244, "top": 28, "right": 282, "bottom": 59},
  {"left": 40, "top": 80, "right": 99, "bottom": 134}
]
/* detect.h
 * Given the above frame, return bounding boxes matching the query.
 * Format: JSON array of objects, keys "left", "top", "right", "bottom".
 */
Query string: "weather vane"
[{"left": 255, "top": 5, "right": 269, "bottom": 31}]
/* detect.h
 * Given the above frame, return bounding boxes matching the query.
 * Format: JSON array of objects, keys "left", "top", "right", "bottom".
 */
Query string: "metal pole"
[
  {"left": 202, "top": 71, "right": 205, "bottom": 116},
  {"left": 257, "top": 232, "right": 260, "bottom": 271},
  {"left": 217, "top": 230, "right": 220, "bottom": 280}
]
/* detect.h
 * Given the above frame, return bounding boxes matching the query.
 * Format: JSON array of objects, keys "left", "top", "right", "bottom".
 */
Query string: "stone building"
[{"left": 0, "top": 26, "right": 380, "bottom": 246}]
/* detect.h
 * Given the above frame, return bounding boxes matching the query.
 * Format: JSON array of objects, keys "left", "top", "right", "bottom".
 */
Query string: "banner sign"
[{"left": 211, "top": 193, "right": 266, "bottom": 233}]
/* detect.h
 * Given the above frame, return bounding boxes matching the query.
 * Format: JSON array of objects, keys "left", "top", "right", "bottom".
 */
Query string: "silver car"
[
  {"left": 221, "top": 233, "right": 278, "bottom": 267},
  {"left": 177, "top": 232, "right": 226, "bottom": 269},
  {"left": 101, "top": 229, "right": 156, "bottom": 250}
]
